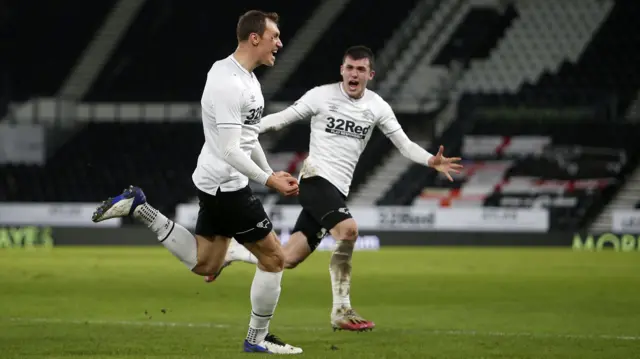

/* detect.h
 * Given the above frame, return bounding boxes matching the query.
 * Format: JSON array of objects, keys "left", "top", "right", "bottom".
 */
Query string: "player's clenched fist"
[{"left": 267, "top": 172, "right": 299, "bottom": 196}]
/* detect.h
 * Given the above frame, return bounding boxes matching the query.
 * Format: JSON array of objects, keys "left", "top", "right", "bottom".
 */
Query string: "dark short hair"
[
  {"left": 236, "top": 10, "right": 279, "bottom": 42},
  {"left": 343, "top": 45, "right": 375, "bottom": 70}
]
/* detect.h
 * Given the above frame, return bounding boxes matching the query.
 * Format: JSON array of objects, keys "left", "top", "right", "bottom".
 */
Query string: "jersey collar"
[
  {"left": 229, "top": 54, "right": 253, "bottom": 78},
  {"left": 338, "top": 82, "right": 367, "bottom": 102}
]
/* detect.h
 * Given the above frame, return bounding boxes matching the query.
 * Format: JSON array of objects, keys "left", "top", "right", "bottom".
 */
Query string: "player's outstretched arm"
[
  {"left": 386, "top": 128, "right": 463, "bottom": 182},
  {"left": 259, "top": 106, "right": 306, "bottom": 134},
  {"left": 377, "top": 104, "right": 463, "bottom": 181},
  {"left": 260, "top": 88, "right": 320, "bottom": 134}
]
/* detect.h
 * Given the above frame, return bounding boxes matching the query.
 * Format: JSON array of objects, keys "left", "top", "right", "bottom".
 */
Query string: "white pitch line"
[
  {"left": 6, "top": 317, "right": 230, "bottom": 329},
  {"left": 428, "top": 329, "right": 640, "bottom": 341},
  {"left": 5, "top": 317, "right": 640, "bottom": 341}
]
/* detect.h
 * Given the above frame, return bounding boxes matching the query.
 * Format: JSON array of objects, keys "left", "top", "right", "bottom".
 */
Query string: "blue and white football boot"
[
  {"left": 92, "top": 185, "right": 147, "bottom": 223},
  {"left": 243, "top": 333, "right": 303, "bottom": 354}
]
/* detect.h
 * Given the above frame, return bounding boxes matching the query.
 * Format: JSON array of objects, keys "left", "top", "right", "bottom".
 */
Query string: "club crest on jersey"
[
  {"left": 325, "top": 116, "right": 370, "bottom": 139},
  {"left": 244, "top": 105, "right": 263, "bottom": 125},
  {"left": 362, "top": 109, "right": 375, "bottom": 122}
]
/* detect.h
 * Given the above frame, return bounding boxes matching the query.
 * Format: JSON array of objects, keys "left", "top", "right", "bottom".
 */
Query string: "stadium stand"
[
  {"left": 4, "top": 0, "right": 117, "bottom": 102},
  {"left": 2, "top": 0, "right": 640, "bottom": 233},
  {"left": 378, "top": 0, "right": 640, "bottom": 231},
  {"left": 410, "top": 121, "right": 640, "bottom": 230},
  {"left": 84, "top": 1, "right": 321, "bottom": 102},
  {"left": 525, "top": 0, "right": 640, "bottom": 116},
  {"left": 386, "top": 0, "right": 518, "bottom": 109},
  {"left": 0, "top": 121, "right": 312, "bottom": 213},
  {"left": 374, "top": 0, "right": 462, "bottom": 99},
  {"left": 454, "top": 0, "right": 615, "bottom": 94},
  {"left": 431, "top": 3, "right": 517, "bottom": 68},
  {"left": 1, "top": 0, "right": 429, "bottom": 215},
  {"left": 1, "top": 123, "right": 198, "bottom": 213}
]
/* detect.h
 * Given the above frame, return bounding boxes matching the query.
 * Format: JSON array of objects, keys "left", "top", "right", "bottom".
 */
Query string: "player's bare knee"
[
  {"left": 344, "top": 226, "right": 358, "bottom": 241},
  {"left": 334, "top": 222, "right": 358, "bottom": 241}
]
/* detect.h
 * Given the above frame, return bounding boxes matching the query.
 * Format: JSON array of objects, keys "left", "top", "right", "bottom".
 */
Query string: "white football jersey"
[
  {"left": 291, "top": 83, "right": 402, "bottom": 196},
  {"left": 192, "top": 55, "right": 265, "bottom": 195}
]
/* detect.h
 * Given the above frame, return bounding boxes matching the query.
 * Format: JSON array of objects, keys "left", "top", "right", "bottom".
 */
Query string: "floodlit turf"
[{"left": 1, "top": 246, "right": 639, "bottom": 358}]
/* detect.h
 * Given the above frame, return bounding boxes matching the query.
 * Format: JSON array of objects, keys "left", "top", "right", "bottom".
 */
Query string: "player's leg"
[
  {"left": 206, "top": 209, "right": 322, "bottom": 283},
  {"left": 326, "top": 218, "right": 374, "bottom": 331},
  {"left": 204, "top": 238, "right": 258, "bottom": 283},
  {"left": 226, "top": 187, "right": 302, "bottom": 354},
  {"left": 297, "top": 176, "right": 374, "bottom": 331},
  {"left": 91, "top": 185, "right": 230, "bottom": 276},
  {"left": 204, "top": 210, "right": 318, "bottom": 282},
  {"left": 281, "top": 209, "right": 325, "bottom": 269},
  {"left": 282, "top": 231, "right": 313, "bottom": 269}
]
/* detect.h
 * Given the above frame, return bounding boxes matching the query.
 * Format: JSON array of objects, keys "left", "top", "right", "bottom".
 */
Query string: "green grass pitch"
[{"left": 1, "top": 246, "right": 639, "bottom": 358}]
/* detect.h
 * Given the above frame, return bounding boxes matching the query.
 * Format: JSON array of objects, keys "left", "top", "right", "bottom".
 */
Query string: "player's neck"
[
  {"left": 233, "top": 46, "right": 260, "bottom": 73},
  {"left": 340, "top": 82, "right": 365, "bottom": 100}
]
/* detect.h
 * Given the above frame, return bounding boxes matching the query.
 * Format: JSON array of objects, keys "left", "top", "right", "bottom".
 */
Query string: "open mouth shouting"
[{"left": 347, "top": 80, "right": 359, "bottom": 91}]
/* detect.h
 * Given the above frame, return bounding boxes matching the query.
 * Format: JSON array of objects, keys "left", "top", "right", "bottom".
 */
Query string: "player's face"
[
  {"left": 256, "top": 19, "right": 282, "bottom": 67},
  {"left": 340, "top": 56, "right": 375, "bottom": 99}
]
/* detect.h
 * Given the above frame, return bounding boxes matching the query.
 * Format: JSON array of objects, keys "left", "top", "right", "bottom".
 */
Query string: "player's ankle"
[
  {"left": 246, "top": 326, "right": 268, "bottom": 345},
  {"left": 332, "top": 303, "right": 351, "bottom": 314}
]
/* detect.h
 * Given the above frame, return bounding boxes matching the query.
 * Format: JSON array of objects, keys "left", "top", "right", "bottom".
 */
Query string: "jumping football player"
[{"left": 91, "top": 10, "right": 303, "bottom": 354}]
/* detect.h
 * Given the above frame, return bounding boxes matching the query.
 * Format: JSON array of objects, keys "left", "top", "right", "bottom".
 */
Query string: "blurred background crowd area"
[{"left": 1, "top": 0, "right": 639, "bottom": 235}]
